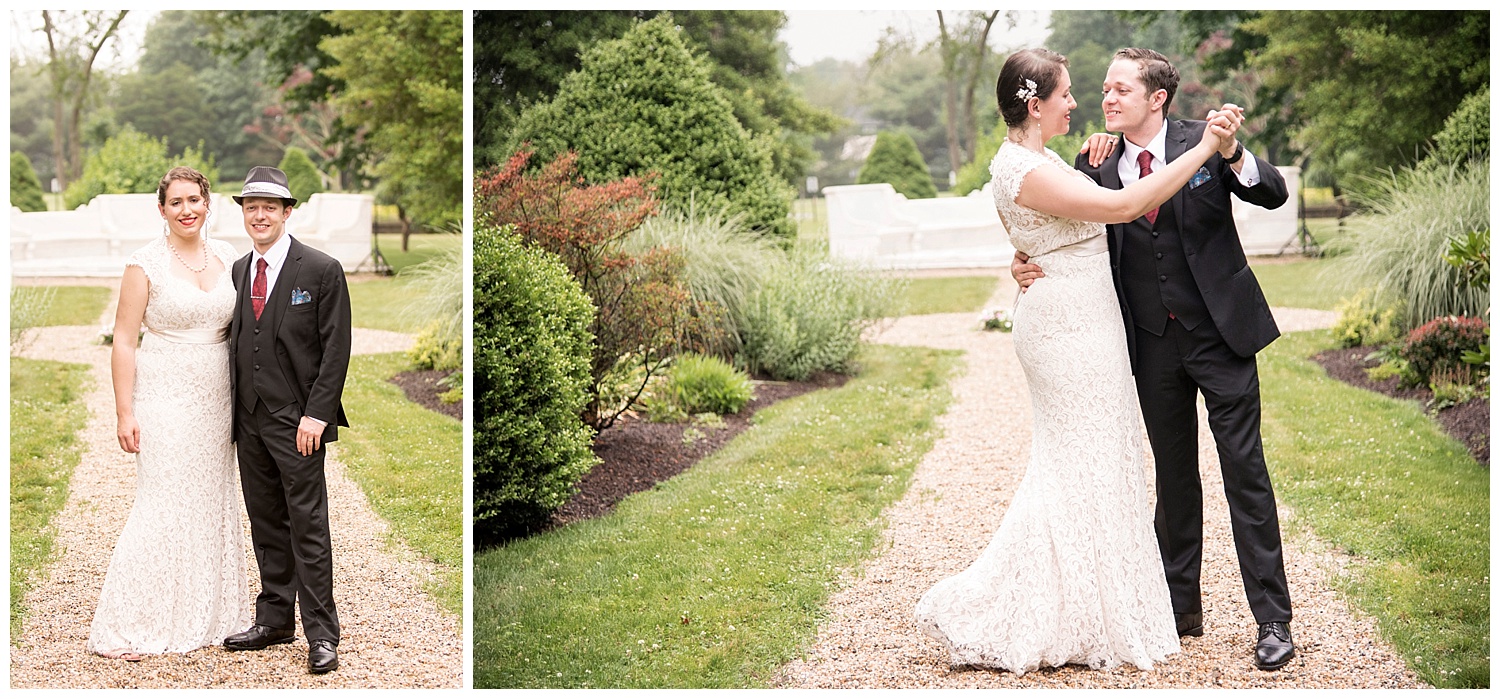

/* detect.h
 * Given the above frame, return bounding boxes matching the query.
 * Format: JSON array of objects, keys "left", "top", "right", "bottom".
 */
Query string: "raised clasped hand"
[{"left": 1205, "top": 103, "right": 1245, "bottom": 156}]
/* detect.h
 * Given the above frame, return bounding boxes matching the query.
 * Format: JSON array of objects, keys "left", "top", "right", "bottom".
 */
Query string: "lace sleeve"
[
  {"left": 125, "top": 239, "right": 164, "bottom": 284},
  {"left": 989, "top": 143, "right": 1050, "bottom": 206}
]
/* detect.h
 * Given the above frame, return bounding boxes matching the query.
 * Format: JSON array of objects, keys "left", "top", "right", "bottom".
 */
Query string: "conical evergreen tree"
[
  {"left": 278, "top": 146, "right": 325, "bottom": 205},
  {"left": 11, "top": 151, "right": 48, "bottom": 212},
  {"left": 509, "top": 14, "right": 794, "bottom": 239},
  {"left": 857, "top": 131, "right": 937, "bottom": 199}
]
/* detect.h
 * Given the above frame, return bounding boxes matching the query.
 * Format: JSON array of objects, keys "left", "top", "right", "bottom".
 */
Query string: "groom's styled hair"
[{"left": 1114, "top": 47, "right": 1180, "bottom": 115}]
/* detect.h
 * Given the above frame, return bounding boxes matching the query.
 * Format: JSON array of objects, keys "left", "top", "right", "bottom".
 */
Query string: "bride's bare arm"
[
  {"left": 112, "top": 266, "right": 149, "bottom": 453},
  {"left": 1016, "top": 118, "right": 1233, "bottom": 225}
]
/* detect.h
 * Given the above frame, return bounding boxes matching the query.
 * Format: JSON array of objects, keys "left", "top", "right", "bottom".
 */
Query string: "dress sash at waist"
[{"left": 145, "top": 326, "right": 228, "bottom": 345}]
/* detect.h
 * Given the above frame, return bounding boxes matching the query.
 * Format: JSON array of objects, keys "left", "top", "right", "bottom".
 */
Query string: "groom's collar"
[
  {"left": 251, "top": 232, "right": 293, "bottom": 272},
  {"left": 1121, "top": 118, "right": 1170, "bottom": 167}
]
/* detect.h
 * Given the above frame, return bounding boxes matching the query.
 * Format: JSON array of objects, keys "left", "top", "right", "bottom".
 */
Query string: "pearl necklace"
[{"left": 168, "top": 237, "right": 210, "bottom": 273}]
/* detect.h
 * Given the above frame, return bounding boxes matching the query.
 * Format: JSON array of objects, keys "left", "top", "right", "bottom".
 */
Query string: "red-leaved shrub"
[{"left": 1401, "top": 315, "right": 1488, "bottom": 385}]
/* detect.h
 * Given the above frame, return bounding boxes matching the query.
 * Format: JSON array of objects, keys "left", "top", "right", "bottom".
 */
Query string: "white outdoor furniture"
[
  {"left": 824, "top": 165, "right": 1302, "bottom": 268},
  {"left": 10, "top": 192, "right": 376, "bottom": 277}
]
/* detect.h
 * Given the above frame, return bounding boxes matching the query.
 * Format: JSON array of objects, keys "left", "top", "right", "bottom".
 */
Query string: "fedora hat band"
[{"left": 241, "top": 181, "right": 293, "bottom": 200}]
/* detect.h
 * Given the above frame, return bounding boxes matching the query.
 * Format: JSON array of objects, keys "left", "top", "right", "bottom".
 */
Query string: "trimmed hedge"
[
  {"left": 278, "top": 146, "right": 325, "bottom": 205},
  {"left": 473, "top": 224, "right": 599, "bottom": 545}
]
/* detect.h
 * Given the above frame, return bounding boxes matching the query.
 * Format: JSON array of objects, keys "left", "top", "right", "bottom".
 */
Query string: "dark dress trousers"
[
  {"left": 229, "top": 235, "right": 352, "bottom": 644},
  {"left": 1073, "top": 119, "right": 1293, "bottom": 624}
]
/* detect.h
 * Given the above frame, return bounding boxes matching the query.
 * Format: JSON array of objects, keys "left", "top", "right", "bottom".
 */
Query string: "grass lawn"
[
  {"left": 9, "top": 358, "right": 92, "bottom": 637},
  {"left": 1260, "top": 330, "right": 1488, "bottom": 688},
  {"left": 1249, "top": 256, "right": 1353, "bottom": 311},
  {"left": 472, "top": 343, "right": 959, "bottom": 688},
  {"left": 349, "top": 277, "right": 424, "bottom": 333},
  {"left": 334, "top": 352, "right": 463, "bottom": 617},
  {"left": 375, "top": 232, "right": 460, "bottom": 273},
  {"left": 11, "top": 286, "right": 113, "bottom": 327},
  {"left": 899, "top": 276, "right": 999, "bottom": 315}
]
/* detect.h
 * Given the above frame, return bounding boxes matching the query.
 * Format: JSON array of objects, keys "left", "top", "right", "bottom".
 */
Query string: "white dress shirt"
[
  {"left": 250, "top": 231, "right": 293, "bottom": 300},
  {"left": 1117, "top": 118, "right": 1260, "bottom": 187}
]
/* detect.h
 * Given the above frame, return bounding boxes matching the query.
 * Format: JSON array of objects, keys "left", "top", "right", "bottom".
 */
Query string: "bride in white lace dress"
[
  {"left": 89, "top": 167, "right": 249, "bottom": 660},
  {"left": 914, "top": 48, "right": 1236, "bottom": 674}
]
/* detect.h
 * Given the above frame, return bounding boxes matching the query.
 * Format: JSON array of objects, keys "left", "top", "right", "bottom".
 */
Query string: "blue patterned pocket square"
[
  {"left": 290, "top": 288, "right": 313, "bottom": 305},
  {"left": 1189, "top": 167, "right": 1213, "bottom": 189}
]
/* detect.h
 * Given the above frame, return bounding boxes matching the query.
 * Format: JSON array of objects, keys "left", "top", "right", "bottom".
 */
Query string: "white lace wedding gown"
[
  {"left": 914, "top": 141, "right": 1178, "bottom": 673},
  {"left": 88, "top": 236, "right": 250, "bottom": 656}
]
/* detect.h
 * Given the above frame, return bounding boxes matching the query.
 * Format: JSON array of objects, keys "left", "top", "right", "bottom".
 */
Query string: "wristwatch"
[{"left": 1223, "top": 141, "right": 1245, "bottom": 165}]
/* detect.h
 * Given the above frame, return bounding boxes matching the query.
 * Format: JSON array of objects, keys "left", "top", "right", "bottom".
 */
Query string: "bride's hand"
[{"left": 118, "top": 415, "right": 141, "bottom": 453}]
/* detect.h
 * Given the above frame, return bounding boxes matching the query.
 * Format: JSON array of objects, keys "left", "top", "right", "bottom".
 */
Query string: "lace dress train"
[
  {"left": 914, "top": 142, "right": 1178, "bottom": 674},
  {"left": 87, "top": 237, "right": 249, "bottom": 656}
]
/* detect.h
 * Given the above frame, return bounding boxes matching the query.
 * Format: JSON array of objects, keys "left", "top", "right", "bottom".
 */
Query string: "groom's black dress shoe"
[
  {"left": 308, "top": 639, "right": 339, "bottom": 674},
  {"left": 1255, "top": 621, "right": 1295, "bottom": 670},
  {"left": 1175, "top": 612, "right": 1203, "bottom": 637},
  {"left": 224, "top": 624, "right": 295, "bottom": 651}
]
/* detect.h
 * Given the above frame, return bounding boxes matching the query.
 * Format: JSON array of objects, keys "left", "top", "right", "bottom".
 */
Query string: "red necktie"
[
  {"left": 1137, "top": 150, "right": 1159, "bottom": 225},
  {"left": 252, "top": 257, "right": 268, "bottom": 321}
]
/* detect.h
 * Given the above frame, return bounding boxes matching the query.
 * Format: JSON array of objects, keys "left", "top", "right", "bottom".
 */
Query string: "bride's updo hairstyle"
[
  {"left": 156, "top": 166, "right": 212, "bottom": 207},
  {"left": 997, "top": 48, "right": 1069, "bottom": 129}
]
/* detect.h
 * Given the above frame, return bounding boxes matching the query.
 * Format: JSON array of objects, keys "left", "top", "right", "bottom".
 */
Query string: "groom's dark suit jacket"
[
  {"left": 229, "top": 235, "right": 352, "bottom": 440},
  {"left": 1074, "top": 118, "right": 1288, "bottom": 370}
]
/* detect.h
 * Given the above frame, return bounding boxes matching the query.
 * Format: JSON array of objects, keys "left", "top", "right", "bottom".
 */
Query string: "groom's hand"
[
  {"left": 1011, "top": 250, "right": 1044, "bottom": 293},
  {"left": 1206, "top": 103, "right": 1245, "bottom": 158},
  {"left": 296, "top": 416, "right": 325, "bottom": 456}
]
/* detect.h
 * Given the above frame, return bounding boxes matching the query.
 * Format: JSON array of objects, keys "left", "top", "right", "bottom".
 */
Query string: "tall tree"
[
  {"left": 36, "top": 10, "right": 129, "bottom": 192},
  {"left": 320, "top": 10, "right": 462, "bottom": 229},
  {"left": 935, "top": 10, "right": 1003, "bottom": 176}
]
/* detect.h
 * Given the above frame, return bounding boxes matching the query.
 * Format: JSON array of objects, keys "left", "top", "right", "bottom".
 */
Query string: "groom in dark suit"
[
  {"left": 1013, "top": 47, "right": 1294, "bottom": 670},
  {"left": 224, "top": 166, "right": 352, "bottom": 674}
]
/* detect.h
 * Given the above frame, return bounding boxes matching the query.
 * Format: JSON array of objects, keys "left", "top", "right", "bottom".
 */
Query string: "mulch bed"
[
  {"left": 545, "top": 371, "right": 851, "bottom": 530},
  {"left": 1311, "top": 346, "right": 1488, "bottom": 465},
  {"left": 389, "top": 369, "right": 462, "bottom": 420}
]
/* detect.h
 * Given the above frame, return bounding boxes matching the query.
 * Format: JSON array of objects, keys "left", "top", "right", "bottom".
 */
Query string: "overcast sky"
[{"left": 780, "top": 10, "right": 1053, "bottom": 68}]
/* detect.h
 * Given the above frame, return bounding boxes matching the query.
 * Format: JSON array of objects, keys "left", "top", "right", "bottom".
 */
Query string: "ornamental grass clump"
[
  {"left": 741, "top": 244, "right": 902, "bottom": 381},
  {"left": 1334, "top": 157, "right": 1488, "bottom": 330}
]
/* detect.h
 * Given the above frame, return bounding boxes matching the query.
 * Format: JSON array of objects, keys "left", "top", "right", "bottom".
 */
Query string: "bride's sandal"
[{"left": 99, "top": 650, "right": 143, "bottom": 662}]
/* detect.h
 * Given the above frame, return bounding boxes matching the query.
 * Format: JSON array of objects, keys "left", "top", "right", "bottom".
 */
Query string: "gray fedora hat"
[{"left": 233, "top": 166, "right": 298, "bottom": 207}]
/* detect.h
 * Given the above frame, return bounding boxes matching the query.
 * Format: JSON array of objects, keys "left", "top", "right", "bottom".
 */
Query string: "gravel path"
[
  {"left": 9, "top": 297, "right": 456, "bottom": 688},
  {"left": 775, "top": 279, "right": 1425, "bottom": 689}
]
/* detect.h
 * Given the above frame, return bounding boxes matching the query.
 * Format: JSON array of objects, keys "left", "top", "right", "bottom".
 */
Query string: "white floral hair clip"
[{"left": 1015, "top": 78, "right": 1038, "bottom": 103}]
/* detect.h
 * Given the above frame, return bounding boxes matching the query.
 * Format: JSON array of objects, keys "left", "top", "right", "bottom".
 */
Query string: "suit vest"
[
  {"left": 235, "top": 271, "right": 299, "bottom": 413},
  {"left": 1119, "top": 196, "right": 1210, "bottom": 336}
]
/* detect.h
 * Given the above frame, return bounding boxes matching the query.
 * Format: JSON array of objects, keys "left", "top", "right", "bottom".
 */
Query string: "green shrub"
[
  {"left": 62, "top": 126, "right": 218, "bottom": 210},
  {"left": 9, "top": 286, "right": 56, "bottom": 353},
  {"left": 278, "top": 146, "right": 325, "bottom": 205},
  {"left": 478, "top": 150, "right": 708, "bottom": 429},
  {"left": 472, "top": 224, "right": 598, "bottom": 545},
  {"left": 1426, "top": 85, "right": 1488, "bottom": 167},
  {"left": 1401, "top": 316, "right": 1488, "bottom": 389},
  {"left": 10, "top": 151, "right": 47, "bottom": 212},
  {"left": 664, "top": 352, "right": 754, "bottom": 415},
  {"left": 509, "top": 14, "right": 794, "bottom": 239},
  {"left": 1332, "top": 289, "right": 1404, "bottom": 348},
  {"left": 1335, "top": 157, "right": 1488, "bottom": 330},
  {"left": 740, "top": 244, "right": 902, "bottom": 381},
  {"left": 408, "top": 320, "right": 461, "bottom": 371},
  {"left": 856, "top": 130, "right": 936, "bottom": 200}
]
